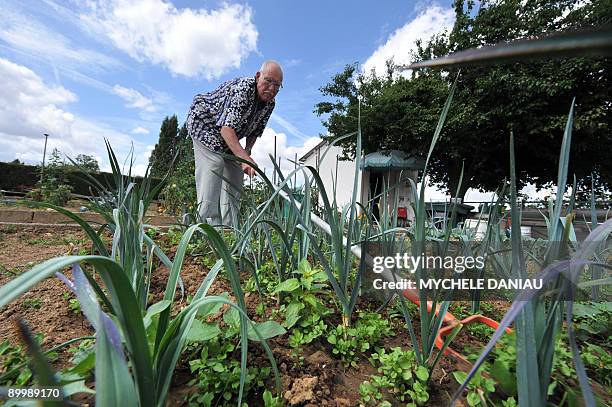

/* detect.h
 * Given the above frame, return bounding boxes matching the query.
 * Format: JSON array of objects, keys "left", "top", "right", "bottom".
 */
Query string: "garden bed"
[
  {"left": 1, "top": 220, "right": 610, "bottom": 406},
  {"left": 0, "top": 224, "right": 471, "bottom": 406},
  {"left": 0, "top": 204, "right": 177, "bottom": 227}
]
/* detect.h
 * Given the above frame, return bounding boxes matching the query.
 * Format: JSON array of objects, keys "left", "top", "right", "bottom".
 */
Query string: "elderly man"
[{"left": 186, "top": 60, "right": 283, "bottom": 227}]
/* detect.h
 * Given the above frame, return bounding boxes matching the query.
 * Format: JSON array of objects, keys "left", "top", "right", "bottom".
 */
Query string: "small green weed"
[
  {"left": 22, "top": 298, "right": 42, "bottom": 309},
  {"left": 69, "top": 299, "right": 81, "bottom": 314},
  {"left": 0, "top": 339, "right": 32, "bottom": 386},
  {"left": 161, "top": 226, "right": 184, "bottom": 248},
  {"left": 581, "top": 343, "right": 612, "bottom": 387},
  {"left": 145, "top": 226, "right": 159, "bottom": 239},
  {"left": 0, "top": 334, "right": 57, "bottom": 386},
  {"left": 328, "top": 311, "right": 394, "bottom": 366},
  {"left": 61, "top": 339, "right": 95, "bottom": 381},
  {"left": 479, "top": 302, "right": 496, "bottom": 316},
  {"left": 273, "top": 260, "right": 331, "bottom": 351},
  {"left": 287, "top": 314, "right": 327, "bottom": 349},
  {"left": 63, "top": 292, "right": 82, "bottom": 314},
  {"left": 453, "top": 369, "right": 496, "bottom": 406},
  {"left": 1, "top": 225, "right": 17, "bottom": 234},
  {"left": 360, "top": 347, "right": 429, "bottom": 406},
  {"left": 185, "top": 303, "right": 284, "bottom": 406},
  {"left": 262, "top": 389, "right": 283, "bottom": 407},
  {"left": 466, "top": 324, "right": 495, "bottom": 342},
  {"left": 0, "top": 263, "right": 22, "bottom": 276},
  {"left": 573, "top": 302, "right": 611, "bottom": 345},
  {"left": 187, "top": 337, "right": 271, "bottom": 406}
]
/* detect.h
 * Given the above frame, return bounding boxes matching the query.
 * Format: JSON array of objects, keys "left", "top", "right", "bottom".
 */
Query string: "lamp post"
[{"left": 41, "top": 133, "right": 49, "bottom": 184}]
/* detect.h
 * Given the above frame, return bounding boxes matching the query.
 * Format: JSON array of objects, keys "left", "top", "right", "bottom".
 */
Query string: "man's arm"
[
  {"left": 220, "top": 126, "right": 256, "bottom": 177},
  {"left": 245, "top": 134, "right": 257, "bottom": 154}
]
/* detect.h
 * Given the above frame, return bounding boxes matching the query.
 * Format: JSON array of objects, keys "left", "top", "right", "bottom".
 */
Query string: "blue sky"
[{"left": 0, "top": 0, "right": 458, "bottom": 178}]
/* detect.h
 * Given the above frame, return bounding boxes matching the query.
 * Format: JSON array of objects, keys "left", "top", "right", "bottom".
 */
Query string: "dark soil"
[{"left": 0, "top": 226, "right": 94, "bottom": 362}]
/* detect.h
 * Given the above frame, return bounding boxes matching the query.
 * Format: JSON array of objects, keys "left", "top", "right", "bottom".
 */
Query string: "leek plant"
[
  {"left": 237, "top": 179, "right": 310, "bottom": 286},
  {"left": 411, "top": 31, "right": 611, "bottom": 406},
  {"left": 364, "top": 173, "right": 410, "bottom": 307},
  {"left": 56, "top": 140, "right": 178, "bottom": 311},
  {"left": 451, "top": 101, "right": 612, "bottom": 407},
  {"left": 378, "top": 74, "right": 462, "bottom": 373},
  {"left": 360, "top": 73, "right": 473, "bottom": 376},
  {"left": 223, "top": 129, "right": 365, "bottom": 328},
  {"left": 0, "top": 143, "right": 281, "bottom": 406},
  {"left": 462, "top": 187, "right": 509, "bottom": 313},
  {"left": 0, "top": 225, "right": 281, "bottom": 407},
  {"left": 294, "top": 110, "right": 366, "bottom": 329},
  {"left": 206, "top": 156, "right": 314, "bottom": 295}
]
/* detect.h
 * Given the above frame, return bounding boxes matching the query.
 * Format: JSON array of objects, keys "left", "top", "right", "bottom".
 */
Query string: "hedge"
[{"left": 0, "top": 162, "right": 163, "bottom": 198}]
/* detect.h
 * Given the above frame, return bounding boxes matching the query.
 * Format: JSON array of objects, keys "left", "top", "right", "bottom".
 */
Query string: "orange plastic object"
[{"left": 401, "top": 289, "right": 512, "bottom": 364}]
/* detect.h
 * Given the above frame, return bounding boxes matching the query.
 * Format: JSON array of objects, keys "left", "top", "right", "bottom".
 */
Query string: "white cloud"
[
  {"left": 79, "top": 0, "right": 258, "bottom": 78},
  {"left": 270, "top": 113, "right": 311, "bottom": 141},
  {"left": 284, "top": 58, "right": 302, "bottom": 68},
  {"left": 422, "top": 182, "right": 552, "bottom": 203},
  {"left": 363, "top": 6, "right": 455, "bottom": 77},
  {"left": 0, "top": 58, "right": 77, "bottom": 140},
  {"left": 249, "top": 127, "right": 321, "bottom": 185},
  {"left": 0, "top": 6, "right": 123, "bottom": 74},
  {"left": 112, "top": 85, "right": 156, "bottom": 112},
  {"left": 0, "top": 58, "right": 150, "bottom": 175},
  {"left": 131, "top": 144, "right": 156, "bottom": 176},
  {"left": 131, "top": 126, "right": 150, "bottom": 135}
]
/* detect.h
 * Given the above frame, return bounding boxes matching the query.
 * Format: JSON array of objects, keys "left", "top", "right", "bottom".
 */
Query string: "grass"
[
  {"left": 0, "top": 263, "right": 25, "bottom": 276},
  {"left": 24, "top": 234, "right": 88, "bottom": 247}
]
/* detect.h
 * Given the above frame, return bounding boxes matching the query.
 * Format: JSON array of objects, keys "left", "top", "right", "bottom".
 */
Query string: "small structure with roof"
[{"left": 299, "top": 141, "right": 424, "bottom": 223}]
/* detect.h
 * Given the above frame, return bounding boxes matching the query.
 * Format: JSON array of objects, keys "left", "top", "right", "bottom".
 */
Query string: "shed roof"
[
  {"left": 361, "top": 150, "right": 425, "bottom": 171},
  {"left": 299, "top": 139, "right": 327, "bottom": 161}
]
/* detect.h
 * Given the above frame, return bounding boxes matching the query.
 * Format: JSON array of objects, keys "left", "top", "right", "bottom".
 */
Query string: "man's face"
[{"left": 256, "top": 67, "right": 283, "bottom": 103}]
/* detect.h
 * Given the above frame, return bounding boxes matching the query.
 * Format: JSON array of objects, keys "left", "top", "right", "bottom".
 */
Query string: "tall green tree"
[
  {"left": 73, "top": 154, "right": 100, "bottom": 173},
  {"left": 160, "top": 124, "right": 196, "bottom": 215},
  {"left": 316, "top": 0, "right": 611, "bottom": 198},
  {"left": 149, "top": 115, "right": 180, "bottom": 178},
  {"left": 44, "top": 148, "right": 69, "bottom": 184},
  {"left": 37, "top": 148, "right": 72, "bottom": 206}
]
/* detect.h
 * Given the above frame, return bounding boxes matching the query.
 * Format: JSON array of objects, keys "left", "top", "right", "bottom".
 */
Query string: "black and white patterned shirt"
[{"left": 186, "top": 76, "right": 275, "bottom": 152}]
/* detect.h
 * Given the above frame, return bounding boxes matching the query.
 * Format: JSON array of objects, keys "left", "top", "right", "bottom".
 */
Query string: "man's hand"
[
  {"left": 241, "top": 157, "right": 257, "bottom": 177},
  {"left": 220, "top": 126, "right": 257, "bottom": 177}
]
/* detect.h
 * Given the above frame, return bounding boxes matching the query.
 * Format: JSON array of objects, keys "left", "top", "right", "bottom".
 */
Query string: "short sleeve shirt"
[{"left": 186, "top": 77, "right": 275, "bottom": 152}]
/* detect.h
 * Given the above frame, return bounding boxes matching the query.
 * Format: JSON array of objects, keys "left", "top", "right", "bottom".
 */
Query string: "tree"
[
  {"left": 10, "top": 159, "right": 23, "bottom": 165},
  {"left": 316, "top": 0, "right": 611, "bottom": 198},
  {"left": 160, "top": 124, "right": 196, "bottom": 215},
  {"left": 73, "top": 154, "right": 100, "bottom": 173},
  {"left": 149, "top": 115, "right": 181, "bottom": 178},
  {"left": 36, "top": 148, "right": 72, "bottom": 206},
  {"left": 44, "top": 148, "right": 69, "bottom": 184}
]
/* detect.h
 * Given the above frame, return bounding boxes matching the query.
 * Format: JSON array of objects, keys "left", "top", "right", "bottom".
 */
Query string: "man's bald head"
[
  {"left": 259, "top": 60, "right": 283, "bottom": 79},
  {"left": 256, "top": 60, "right": 283, "bottom": 103}
]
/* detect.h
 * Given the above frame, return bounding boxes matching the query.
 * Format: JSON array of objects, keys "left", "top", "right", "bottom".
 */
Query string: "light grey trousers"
[{"left": 192, "top": 139, "right": 243, "bottom": 227}]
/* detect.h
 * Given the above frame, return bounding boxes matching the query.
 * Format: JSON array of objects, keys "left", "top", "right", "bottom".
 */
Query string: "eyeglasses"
[{"left": 262, "top": 77, "right": 283, "bottom": 90}]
